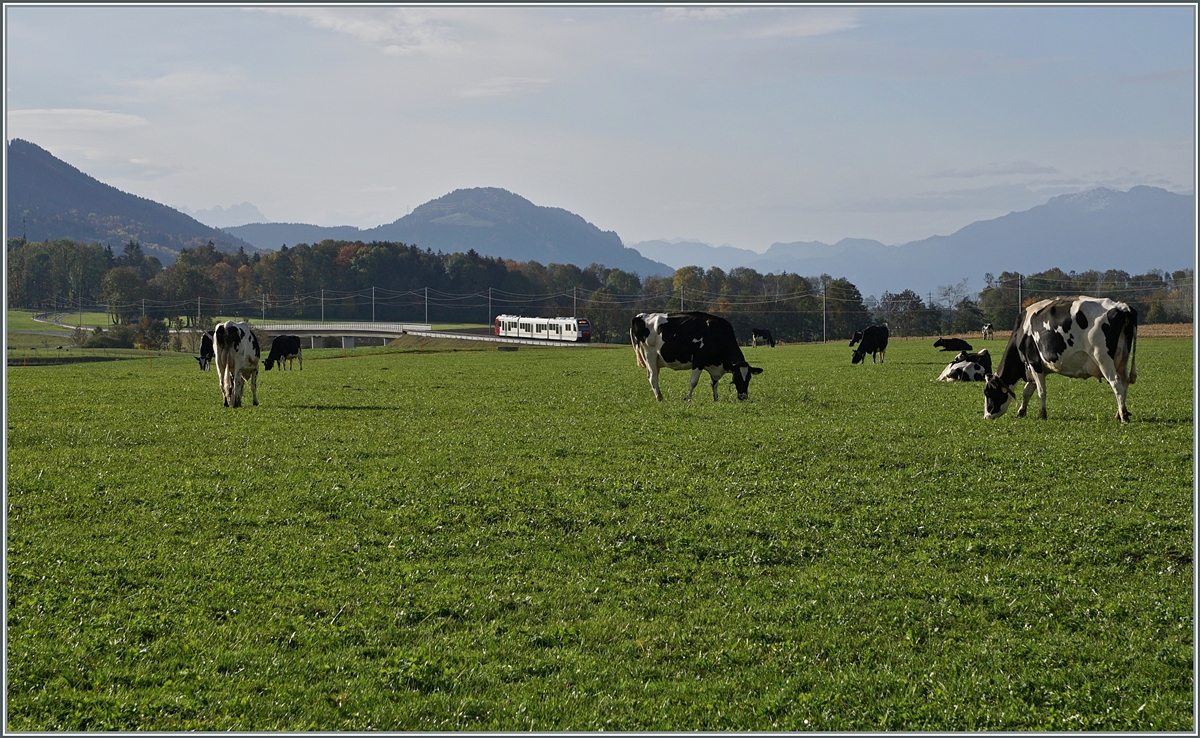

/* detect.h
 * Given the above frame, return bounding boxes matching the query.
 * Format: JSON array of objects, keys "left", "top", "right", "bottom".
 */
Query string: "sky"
[{"left": 4, "top": 4, "right": 1196, "bottom": 251}]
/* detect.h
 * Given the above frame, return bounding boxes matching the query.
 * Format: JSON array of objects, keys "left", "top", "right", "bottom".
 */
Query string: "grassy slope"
[{"left": 5, "top": 338, "right": 1193, "bottom": 730}]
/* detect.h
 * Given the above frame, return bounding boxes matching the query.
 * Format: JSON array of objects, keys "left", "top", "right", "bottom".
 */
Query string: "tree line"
[{"left": 6, "top": 237, "right": 1192, "bottom": 347}]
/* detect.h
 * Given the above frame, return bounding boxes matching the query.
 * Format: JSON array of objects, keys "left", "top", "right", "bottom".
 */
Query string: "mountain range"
[
  {"left": 225, "top": 188, "right": 671, "bottom": 277},
  {"left": 6, "top": 139, "right": 258, "bottom": 265},
  {"left": 631, "top": 186, "right": 1194, "bottom": 297},
  {"left": 176, "top": 201, "right": 268, "bottom": 229},
  {"left": 7, "top": 138, "right": 1193, "bottom": 294}
]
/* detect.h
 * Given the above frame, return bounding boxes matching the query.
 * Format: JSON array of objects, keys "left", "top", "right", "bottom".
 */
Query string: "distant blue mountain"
[
  {"left": 630, "top": 186, "right": 1194, "bottom": 296},
  {"left": 225, "top": 188, "right": 673, "bottom": 278}
]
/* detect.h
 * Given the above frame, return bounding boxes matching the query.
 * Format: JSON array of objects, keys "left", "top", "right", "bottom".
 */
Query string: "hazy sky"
[{"left": 5, "top": 4, "right": 1195, "bottom": 250}]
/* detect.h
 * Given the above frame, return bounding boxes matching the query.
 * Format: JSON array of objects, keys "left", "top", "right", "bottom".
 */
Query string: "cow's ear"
[{"left": 750, "top": 367, "right": 763, "bottom": 375}]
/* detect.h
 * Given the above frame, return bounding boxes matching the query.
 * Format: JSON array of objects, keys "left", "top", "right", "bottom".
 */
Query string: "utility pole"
[
  {"left": 1016, "top": 272, "right": 1022, "bottom": 312},
  {"left": 142, "top": 299, "right": 145, "bottom": 320},
  {"left": 262, "top": 293, "right": 266, "bottom": 322},
  {"left": 822, "top": 280, "right": 827, "bottom": 344},
  {"left": 573, "top": 286, "right": 576, "bottom": 316},
  {"left": 197, "top": 296, "right": 200, "bottom": 325},
  {"left": 425, "top": 287, "right": 429, "bottom": 324},
  {"left": 321, "top": 289, "right": 325, "bottom": 323},
  {"left": 681, "top": 286, "right": 685, "bottom": 312},
  {"left": 372, "top": 286, "right": 376, "bottom": 323},
  {"left": 488, "top": 287, "right": 492, "bottom": 327}
]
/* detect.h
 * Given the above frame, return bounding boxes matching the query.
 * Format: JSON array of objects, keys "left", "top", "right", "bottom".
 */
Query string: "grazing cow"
[
  {"left": 751, "top": 328, "right": 776, "bottom": 348},
  {"left": 951, "top": 348, "right": 992, "bottom": 375},
  {"left": 195, "top": 332, "right": 215, "bottom": 371},
  {"left": 981, "top": 323, "right": 995, "bottom": 340},
  {"left": 934, "top": 337, "right": 973, "bottom": 352},
  {"left": 849, "top": 324, "right": 889, "bottom": 364},
  {"left": 263, "top": 334, "right": 303, "bottom": 371},
  {"left": 213, "top": 321, "right": 260, "bottom": 408},
  {"left": 983, "top": 296, "right": 1137, "bottom": 422},
  {"left": 938, "top": 360, "right": 988, "bottom": 382},
  {"left": 631, "top": 311, "right": 763, "bottom": 401}
]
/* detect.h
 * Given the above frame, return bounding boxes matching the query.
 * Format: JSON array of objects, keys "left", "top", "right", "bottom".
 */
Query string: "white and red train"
[{"left": 494, "top": 315, "right": 591, "bottom": 342}]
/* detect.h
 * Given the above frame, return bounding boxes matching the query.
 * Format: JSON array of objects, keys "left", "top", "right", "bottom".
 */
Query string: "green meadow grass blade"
[{"left": 5, "top": 338, "right": 1193, "bottom": 730}]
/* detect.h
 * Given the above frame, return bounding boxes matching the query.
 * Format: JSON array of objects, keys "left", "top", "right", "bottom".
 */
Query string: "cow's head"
[
  {"left": 731, "top": 362, "right": 763, "bottom": 400},
  {"left": 983, "top": 374, "right": 1014, "bottom": 419},
  {"left": 934, "top": 338, "right": 947, "bottom": 348},
  {"left": 196, "top": 355, "right": 211, "bottom": 371},
  {"left": 262, "top": 357, "right": 275, "bottom": 371}
]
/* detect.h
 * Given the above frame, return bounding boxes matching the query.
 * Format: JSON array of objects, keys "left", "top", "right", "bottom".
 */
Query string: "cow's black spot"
[
  {"left": 1021, "top": 334, "right": 1046, "bottom": 373},
  {"left": 1100, "top": 306, "right": 1137, "bottom": 362},
  {"left": 630, "top": 316, "right": 651, "bottom": 344},
  {"left": 1042, "top": 329, "right": 1067, "bottom": 363},
  {"left": 1075, "top": 310, "right": 1088, "bottom": 330}
]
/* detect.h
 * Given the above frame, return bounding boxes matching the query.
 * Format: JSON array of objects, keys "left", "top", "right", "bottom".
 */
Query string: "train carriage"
[{"left": 495, "top": 315, "right": 591, "bottom": 342}]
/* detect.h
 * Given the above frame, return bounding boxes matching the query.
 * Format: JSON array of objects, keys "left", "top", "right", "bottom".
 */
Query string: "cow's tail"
[
  {"left": 1127, "top": 307, "right": 1138, "bottom": 385},
  {"left": 630, "top": 315, "right": 649, "bottom": 368}
]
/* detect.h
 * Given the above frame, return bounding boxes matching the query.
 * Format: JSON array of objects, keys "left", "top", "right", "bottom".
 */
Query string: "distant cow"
[
  {"left": 213, "top": 321, "right": 260, "bottom": 408},
  {"left": 934, "top": 337, "right": 973, "bottom": 352},
  {"left": 631, "top": 312, "right": 763, "bottom": 401},
  {"left": 951, "top": 348, "right": 992, "bottom": 375},
  {"left": 981, "top": 323, "right": 995, "bottom": 340},
  {"left": 938, "top": 360, "right": 988, "bottom": 382},
  {"left": 849, "top": 324, "right": 889, "bottom": 364},
  {"left": 751, "top": 328, "right": 776, "bottom": 348},
  {"left": 983, "top": 296, "right": 1137, "bottom": 422},
  {"left": 195, "top": 332, "right": 215, "bottom": 371},
  {"left": 263, "top": 335, "right": 302, "bottom": 371}
]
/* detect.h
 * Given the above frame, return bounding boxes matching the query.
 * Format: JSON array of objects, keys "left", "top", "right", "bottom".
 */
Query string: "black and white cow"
[
  {"left": 981, "top": 323, "right": 995, "bottom": 340},
  {"left": 983, "top": 296, "right": 1137, "bottom": 422},
  {"left": 195, "top": 332, "right": 215, "bottom": 371},
  {"left": 849, "top": 324, "right": 889, "bottom": 364},
  {"left": 631, "top": 312, "right": 763, "bottom": 401},
  {"left": 934, "top": 337, "right": 973, "bottom": 352},
  {"left": 951, "top": 348, "right": 992, "bottom": 375},
  {"left": 213, "top": 321, "right": 260, "bottom": 408},
  {"left": 751, "top": 328, "right": 776, "bottom": 348},
  {"left": 263, "top": 334, "right": 302, "bottom": 371},
  {"left": 938, "top": 360, "right": 988, "bottom": 382}
]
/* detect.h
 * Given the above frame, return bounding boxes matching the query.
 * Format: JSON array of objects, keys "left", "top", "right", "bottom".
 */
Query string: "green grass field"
[{"left": 5, "top": 338, "right": 1193, "bottom": 730}]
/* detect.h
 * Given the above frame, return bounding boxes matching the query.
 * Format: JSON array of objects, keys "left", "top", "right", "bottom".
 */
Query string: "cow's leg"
[
  {"left": 1023, "top": 373, "right": 1049, "bottom": 419},
  {"left": 1098, "top": 362, "right": 1131, "bottom": 422},
  {"left": 1016, "top": 378, "right": 1038, "bottom": 418},
  {"left": 685, "top": 367, "right": 703, "bottom": 400},
  {"left": 219, "top": 362, "right": 231, "bottom": 407},
  {"left": 647, "top": 359, "right": 663, "bottom": 401},
  {"left": 248, "top": 369, "right": 258, "bottom": 406},
  {"left": 710, "top": 370, "right": 720, "bottom": 401}
]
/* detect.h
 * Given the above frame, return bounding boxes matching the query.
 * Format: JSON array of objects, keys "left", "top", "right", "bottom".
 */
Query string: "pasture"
[{"left": 4, "top": 336, "right": 1194, "bottom": 730}]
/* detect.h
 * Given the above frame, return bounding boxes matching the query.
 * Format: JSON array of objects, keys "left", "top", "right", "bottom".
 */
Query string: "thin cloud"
[
  {"left": 255, "top": 7, "right": 461, "bottom": 56},
  {"left": 1116, "top": 68, "right": 1193, "bottom": 84},
  {"left": 7, "top": 108, "right": 150, "bottom": 130},
  {"left": 658, "top": 7, "right": 754, "bottom": 22},
  {"left": 930, "top": 161, "right": 1060, "bottom": 179},
  {"left": 747, "top": 11, "right": 860, "bottom": 38},
  {"left": 458, "top": 76, "right": 551, "bottom": 98}
]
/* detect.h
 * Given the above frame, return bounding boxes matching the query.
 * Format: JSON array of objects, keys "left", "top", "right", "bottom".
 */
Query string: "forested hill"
[
  {"left": 225, "top": 187, "right": 673, "bottom": 278},
  {"left": 6, "top": 139, "right": 257, "bottom": 265}
]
